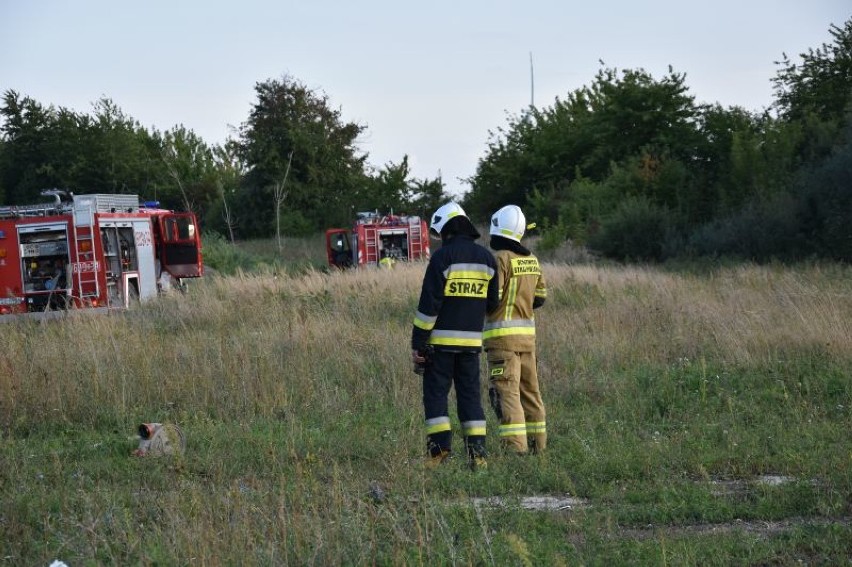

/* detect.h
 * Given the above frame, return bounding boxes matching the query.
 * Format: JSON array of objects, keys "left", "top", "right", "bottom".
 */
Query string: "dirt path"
[{"left": 467, "top": 475, "right": 851, "bottom": 542}]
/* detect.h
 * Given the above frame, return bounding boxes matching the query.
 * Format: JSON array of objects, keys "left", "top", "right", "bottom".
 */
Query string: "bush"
[
  {"left": 687, "top": 195, "right": 803, "bottom": 261},
  {"left": 588, "top": 196, "right": 674, "bottom": 261},
  {"left": 686, "top": 128, "right": 852, "bottom": 262},
  {"left": 535, "top": 220, "right": 571, "bottom": 254},
  {"left": 795, "top": 134, "right": 852, "bottom": 260},
  {"left": 201, "top": 231, "right": 261, "bottom": 274}
]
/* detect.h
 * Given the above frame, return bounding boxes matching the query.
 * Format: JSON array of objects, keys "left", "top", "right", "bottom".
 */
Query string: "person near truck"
[
  {"left": 411, "top": 202, "right": 499, "bottom": 470},
  {"left": 483, "top": 205, "right": 548, "bottom": 455}
]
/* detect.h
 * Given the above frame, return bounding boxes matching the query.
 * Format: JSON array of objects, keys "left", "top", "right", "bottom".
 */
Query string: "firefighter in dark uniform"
[
  {"left": 411, "top": 202, "right": 499, "bottom": 470},
  {"left": 484, "top": 205, "right": 548, "bottom": 455}
]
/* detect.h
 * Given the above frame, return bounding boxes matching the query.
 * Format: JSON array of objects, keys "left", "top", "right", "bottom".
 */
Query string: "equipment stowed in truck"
[
  {"left": 0, "top": 191, "right": 203, "bottom": 316},
  {"left": 325, "top": 210, "right": 430, "bottom": 268}
]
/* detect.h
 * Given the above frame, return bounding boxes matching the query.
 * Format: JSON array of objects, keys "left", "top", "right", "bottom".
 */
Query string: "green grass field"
[{"left": 1, "top": 244, "right": 850, "bottom": 565}]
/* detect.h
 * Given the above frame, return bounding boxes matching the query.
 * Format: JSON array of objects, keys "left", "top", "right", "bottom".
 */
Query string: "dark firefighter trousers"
[{"left": 422, "top": 349, "right": 487, "bottom": 459}]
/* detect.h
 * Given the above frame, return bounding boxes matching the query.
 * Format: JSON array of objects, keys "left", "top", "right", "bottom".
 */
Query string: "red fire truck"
[
  {"left": 325, "top": 211, "right": 430, "bottom": 268},
  {"left": 0, "top": 191, "right": 203, "bottom": 316}
]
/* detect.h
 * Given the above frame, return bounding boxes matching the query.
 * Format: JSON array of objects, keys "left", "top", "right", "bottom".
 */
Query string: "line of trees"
[
  {"left": 462, "top": 18, "right": 852, "bottom": 262},
  {"left": 0, "top": 76, "right": 447, "bottom": 240},
  {"left": 1, "top": 18, "right": 849, "bottom": 262}
]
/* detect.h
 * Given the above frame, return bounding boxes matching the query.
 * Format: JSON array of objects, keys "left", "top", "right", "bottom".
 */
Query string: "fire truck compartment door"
[
  {"left": 100, "top": 220, "right": 158, "bottom": 301},
  {"left": 159, "top": 213, "right": 202, "bottom": 278},
  {"left": 131, "top": 220, "right": 157, "bottom": 300}
]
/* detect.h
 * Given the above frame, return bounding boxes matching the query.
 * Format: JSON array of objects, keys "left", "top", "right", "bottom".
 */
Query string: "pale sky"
[{"left": 1, "top": 1, "right": 849, "bottom": 197}]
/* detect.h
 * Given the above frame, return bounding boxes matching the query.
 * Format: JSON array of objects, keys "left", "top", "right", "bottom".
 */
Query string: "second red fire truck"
[
  {"left": 325, "top": 211, "right": 430, "bottom": 268},
  {"left": 0, "top": 191, "right": 203, "bottom": 317}
]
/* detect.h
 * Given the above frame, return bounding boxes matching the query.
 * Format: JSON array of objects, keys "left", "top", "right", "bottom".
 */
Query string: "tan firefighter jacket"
[{"left": 483, "top": 248, "right": 547, "bottom": 352}]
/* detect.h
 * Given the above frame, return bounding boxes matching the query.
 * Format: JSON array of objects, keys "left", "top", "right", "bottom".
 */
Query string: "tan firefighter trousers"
[{"left": 486, "top": 349, "right": 546, "bottom": 453}]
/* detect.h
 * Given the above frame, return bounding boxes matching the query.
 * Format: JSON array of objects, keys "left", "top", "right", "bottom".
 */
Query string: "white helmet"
[
  {"left": 490, "top": 205, "right": 527, "bottom": 242},
  {"left": 430, "top": 202, "right": 467, "bottom": 236}
]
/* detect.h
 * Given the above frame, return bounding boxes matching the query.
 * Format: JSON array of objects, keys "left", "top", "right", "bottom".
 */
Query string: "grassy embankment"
[{"left": 1, "top": 240, "right": 850, "bottom": 564}]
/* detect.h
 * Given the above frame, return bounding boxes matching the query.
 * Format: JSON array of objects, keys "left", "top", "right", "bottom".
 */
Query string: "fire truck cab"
[
  {"left": 325, "top": 211, "right": 430, "bottom": 268},
  {"left": 0, "top": 192, "right": 203, "bottom": 316}
]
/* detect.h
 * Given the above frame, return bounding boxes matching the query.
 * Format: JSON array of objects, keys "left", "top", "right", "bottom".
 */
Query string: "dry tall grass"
[
  {"left": 538, "top": 263, "right": 852, "bottom": 373},
  {"left": 1, "top": 261, "right": 851, "bottom": 564},
  {"left": 2, "top": 262, "right": 850, "bottom": 430}
]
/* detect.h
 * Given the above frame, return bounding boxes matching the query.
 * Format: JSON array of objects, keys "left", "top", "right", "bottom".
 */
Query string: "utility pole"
[{"left": 530, "top": 52, "right": 535, "bottom": 108}]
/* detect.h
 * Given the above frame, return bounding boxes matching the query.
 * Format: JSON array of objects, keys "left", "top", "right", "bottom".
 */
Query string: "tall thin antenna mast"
[{"left": 529, "top": 51, "right": 535, "bottom": 108}]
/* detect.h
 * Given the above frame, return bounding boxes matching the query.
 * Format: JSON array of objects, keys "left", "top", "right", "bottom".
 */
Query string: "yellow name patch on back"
[
  {"left": 445, "top": 278, "right": 487, "bottom": 298},
  {"left": 511, "top": 257, "right": 540, "bottom": 276}
]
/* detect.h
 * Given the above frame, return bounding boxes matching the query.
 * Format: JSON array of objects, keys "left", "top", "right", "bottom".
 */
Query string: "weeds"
[{"left": 1, "top": 261, "right": 850, "bottom": 564}]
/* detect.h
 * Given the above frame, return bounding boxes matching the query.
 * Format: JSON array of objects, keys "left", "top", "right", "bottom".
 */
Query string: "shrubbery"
[
  {"left": 462, "top": 19, "right": 852, "bottom": 263},
  {"left": 795, "top": 137, "right": 852, "bottom": 260},
  {"left": 200, "top": 231, "right": 262, "bottom": 274},
  {"left": 686, "top": 130, "right": 852, "bottom": 262},
  {"left": 588, "top": 196, "right": 673, "bottom": 261}
]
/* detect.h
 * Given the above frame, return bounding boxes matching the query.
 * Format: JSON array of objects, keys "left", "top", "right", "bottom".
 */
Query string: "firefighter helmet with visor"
[
  {"left": 490, "top": 205, "right": 527, "bottom": 242},
  {"left": 430, "top": 202, "right": 468, "bottom": 236}
]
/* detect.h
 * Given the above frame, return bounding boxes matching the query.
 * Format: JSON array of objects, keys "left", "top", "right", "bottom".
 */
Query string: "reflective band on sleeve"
[
  {"left": 428, "top": 330, "right": 483, "bottom": 347},
  {"left": 442, "top": 263, "right": 495, "bottom": 280},
  {"left": 413, "top": 310, "right": 438, "bottom": 330},
  {"left": 462, "top": 420, "right": 487, "bottom": 437},
  {"left": 525, "top": 421, "right": 546, "bottom": 433},
  {"left": 535, "top": 289, "right": 547, "bottom": 298},
  {"left": 426, "top": 416, "right": 452, "bottom": 434},
  {"left": 498, "top": 423, "right": 527, "bottom": 437}
]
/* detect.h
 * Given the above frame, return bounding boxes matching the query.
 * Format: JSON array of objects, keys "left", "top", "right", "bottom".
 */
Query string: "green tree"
[
  {"left": 408, "top": 174, "right": 447, "bottom": 220},
  {"left": 692, "top": 104, "right": 760, "bottom": 214},
  {"left": 463, "top": 107, "right": 547, "bottom": 218},
  {"left": 1, "top": 90, "right": 58, "bottom": 203},
  {"left": 772, "top": 18, "right": 852, "bottom": 162},
  {"left": 158, "top": 125, "right": 219, "bottom": 214},
  {"left": 0, "top": 91, "right": 218, "bottom": 216},
  {"left": 582, "top": 67, "right": 699, "bottom": 180},
  {"left": 465, "top": 66, "right": 702, "bottom": 228},
  {"left": 349, "top": 156, "right": 447, "bottom": 223},
  {"left": 81, "top": 98, "right": 158, "bottom": 195},
  {"left": 207, "top": 139, "right": 244, "bottom": 242},
  {"left": 235, "top": 75, "right": 369, "bottom": 237},
  {"left": 728, "top": 117, "right": 802, "bottom": 205},
  {"left": 773, "top": 18, "right": 852, "bottom": 124},
  {"left": 358, "top": 156, "right": 415, "bottom": 213}
]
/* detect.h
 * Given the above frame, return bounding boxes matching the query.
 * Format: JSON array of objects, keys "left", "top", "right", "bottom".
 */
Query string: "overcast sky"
[{"left": 1, "top": 1, "right": 849, "bottom": 197}]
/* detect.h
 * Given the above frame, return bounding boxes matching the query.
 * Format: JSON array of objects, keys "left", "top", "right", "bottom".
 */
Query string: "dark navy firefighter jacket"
[{"left": 411, "top": 235, "right": 500, "bottom": 353}]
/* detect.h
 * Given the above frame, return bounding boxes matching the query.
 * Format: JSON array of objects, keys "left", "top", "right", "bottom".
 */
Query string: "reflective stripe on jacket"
[
  {"left": 412, "top": 235, "right": 499, "bottom": 352},
  {"left": 483, "top": 250, "right": 547, "bottom": 352}
]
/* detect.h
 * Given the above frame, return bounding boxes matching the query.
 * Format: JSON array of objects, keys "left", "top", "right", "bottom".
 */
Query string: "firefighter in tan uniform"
[{"left": 483, "top": 205, "right": 548, "bottom": 454}]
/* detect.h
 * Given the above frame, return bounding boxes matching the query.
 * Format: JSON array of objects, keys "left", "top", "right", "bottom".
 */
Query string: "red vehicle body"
[
  {"left": 0, "top": 192, "right": 203, "bottom": 316},
  {"left": 325, "top": 211, "right": 430, "bottom": 268}
]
